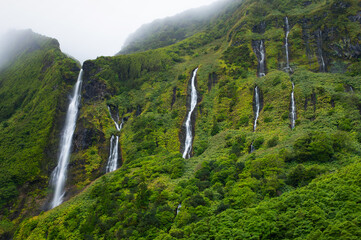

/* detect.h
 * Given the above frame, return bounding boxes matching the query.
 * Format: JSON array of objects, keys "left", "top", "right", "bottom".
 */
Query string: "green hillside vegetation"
[
  {"left": 0, "top": 30, "right": 80, "bottom": 237},
  {"left": 118, "top": 0, "right": 240, "bottom": 54},
  {"left": 1, "top": 0, "right": 361, "bottom": 239}
]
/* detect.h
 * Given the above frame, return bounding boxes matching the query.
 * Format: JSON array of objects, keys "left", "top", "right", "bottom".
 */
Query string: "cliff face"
[
  {"left": 0, "top": 30, "right": 80, "bottom": 236},
  {"left": 4, "top": 0, "right": 361, "bottom": 239}
]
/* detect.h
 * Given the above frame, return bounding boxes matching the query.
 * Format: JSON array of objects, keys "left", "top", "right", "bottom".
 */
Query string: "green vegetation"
[
  {"left": 1, "top": 0, "right": 361, "bottom": 239},
  {"left": 0, "top": 30, "right": 79, "bottom": 236}
]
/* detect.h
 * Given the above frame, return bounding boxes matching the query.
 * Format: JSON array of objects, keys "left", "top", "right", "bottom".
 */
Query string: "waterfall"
[
  {"left": 176, "top": 203, "right": 182, "bottom": 215},
  {"left": 250, "top": 142, "right": 255, "bottom": 153},
  {"left": 290, "top": 83, "right": 297, "bottom": 129},
  {"left": 106, "top": 135, "right": 120, "bottom": 173},
  {"left": 317, "top": 30, "right": 326, "bottom": 72},
  {"left": 253, "top": 86, "right": 260, "bottom": 132},
  {"left": 284, "top": 17, "right": 291, "bottom": 71},
  {"left": 107, "top": 106, "right": 121, "bottom": 131},
  {"left": 182, "top": 68, "right": 198, "bottom": 159},
  {"left": 259, "top": 41, "right": 266, "bottom": 77},
  {"left": 106, "top": 107, "right": 123, "bottom": 173},
  {"left": 50, "top": 69, "right": 83, "bottom": 209}
]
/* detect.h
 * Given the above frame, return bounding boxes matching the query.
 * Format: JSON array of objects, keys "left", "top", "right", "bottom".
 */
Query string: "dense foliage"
[
  {"left": 1, "top": 0, "right": 361, "bottom": 239},
  {"left": 0, "top": 30, "right": 79, "bottom": 236}
]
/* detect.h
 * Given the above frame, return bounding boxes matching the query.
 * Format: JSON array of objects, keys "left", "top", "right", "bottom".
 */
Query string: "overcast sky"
[{"left": 0, "top": 0, "right": 221, "bottom": 63}]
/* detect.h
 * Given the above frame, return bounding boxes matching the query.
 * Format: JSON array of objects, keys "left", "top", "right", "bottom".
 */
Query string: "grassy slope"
[
  {"left": 13, "top": 0, "right": 361, "bottom": 239},
  {"left": 0, "top": 31, "right": 80, "bottom": 236}
]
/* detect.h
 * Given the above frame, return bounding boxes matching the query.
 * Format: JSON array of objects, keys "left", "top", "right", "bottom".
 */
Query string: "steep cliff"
[
  {"left": 0, "top": 30, "right": 80, "bottom": 237},
  {"left": 3, "top": 0, "right": 361, "bottom": 239}
]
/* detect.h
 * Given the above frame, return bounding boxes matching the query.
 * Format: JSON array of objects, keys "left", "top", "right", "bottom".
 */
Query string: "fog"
[{"left": 0, "top": 0, "right": 221, "bottom": 63}]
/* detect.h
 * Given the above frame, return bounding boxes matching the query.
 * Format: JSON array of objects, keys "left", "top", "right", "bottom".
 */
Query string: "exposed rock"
[
  {"left": 348, "top": 11, "right": 361, "bottom": 24},
  {"left": 208, "top": 72, "right": 218, "bottom": 92},
  {"left": 136, "top": 105, "right": 142, "bottom": 116},
  {"left": 171, "top": 87, "right": 177, "bottom": 109},
  {"left": 82, "top": 60, "right": 110, "bottom": 103},
  {"left": 303, "top": 1, "right": 312, "bottom": 7},
  {"left": 73, "top": 127, "right": 98, "bottom": 152},
  {"left": 252, "top": 40, "right": 267, "bottom": 77},
  {"left": 252, "top": 21, "right": 266, "bottom": 34},
  {"left": 331, "top": 1, "right": 351, "bottom": 14}
]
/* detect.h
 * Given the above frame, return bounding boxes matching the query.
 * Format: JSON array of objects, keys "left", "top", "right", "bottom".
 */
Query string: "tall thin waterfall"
[
  {"left": 259, "top": 41, "right": 266, "bottom": 77},
  {"left": 183, "top": 68, "right": 198, "bottom": 159},
  {"left": 106, "top": 107, "right": 123, "bottom": 173},
  {"left": 317, "top": 30, "right": 326, "bottom": 72},
  {"left": 106, "top": 135, "right": 120, "bottom": 173},
  {"left": 253, "top": 86, "right": 260, "bottom": 132},
  {"left": 284, "top": 17, "right": 291, "bottom": 71},
  {"left": 250, "top": 86, "right": 261, "bottom": 153},
  {"left": 50, "top": 69, "right": 83, "bottom": 209},
  {"left": 290, "top": 83, "right": 296, "bottom": 129}
]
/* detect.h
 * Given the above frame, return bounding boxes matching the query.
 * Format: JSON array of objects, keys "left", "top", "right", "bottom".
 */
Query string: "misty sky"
[{"left": 0, "top": 0, "right": 221, "bottom": 63}]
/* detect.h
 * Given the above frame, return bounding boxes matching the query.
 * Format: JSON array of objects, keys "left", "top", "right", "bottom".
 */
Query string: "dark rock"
[
  {"left": 208, "top": 72, "right": 218, "bottom": 92},
  {"left": 315, "top": 30, "right": 327, "bottom": 72},
  {"left": 82, "top": 60, "right": 110, "bottom": 103},
  {"left": 73, "top": 127, "right": 97, "bottom": 151},
  {"left": 348, "top": 11, "right": 361, "bottom": 24},
  {"left": 136, "top": 105, "right": 142, "bottom": 116},
  {"left": 331, "top": 1, "right": 351, "bottom": 14},
  {"left": 251, "top": 40, "right": 267, "bottom": 77},
  {"left": 108, "top": 105, "right": 120, "bottom": 123},
  {"left": 171, "top": 87, "right": 177, "bottom": 109},
  {"left": 252, "top": 21, "right": 266, "bottom": 34},
  {"left": 303, "top": 1, "right": 312, "bottom": 7}
]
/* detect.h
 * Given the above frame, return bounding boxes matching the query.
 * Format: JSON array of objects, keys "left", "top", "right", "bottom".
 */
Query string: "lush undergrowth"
[
  {"left": 0, "top": 30, "right": 79, "bottom": 236},
  {"left": 15, "top": 40, "right": 361, "bottom": 240},
  {"left": 2, "top": 0, "right": 361, "bottom": 239}
]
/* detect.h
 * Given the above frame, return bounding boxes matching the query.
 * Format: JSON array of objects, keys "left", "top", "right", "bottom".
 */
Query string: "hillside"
[
  {"left": 118, "top": 0, "right": 235, "bottom": 54},
  {"left": 0, "top": 29, "right": 80, "bottom": 238},
  {"left": 1, "top": 0, "right": 361, "bottom": 239}
]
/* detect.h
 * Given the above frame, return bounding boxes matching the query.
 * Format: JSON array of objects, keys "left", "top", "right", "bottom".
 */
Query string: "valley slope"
[{"left": 1, "top": 0, "right": 361, "bottom": 239}]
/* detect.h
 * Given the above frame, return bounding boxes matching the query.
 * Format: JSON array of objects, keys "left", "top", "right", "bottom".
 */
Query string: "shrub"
[{"left": 267, "top": 136, "right": 279, "bottom": 148}]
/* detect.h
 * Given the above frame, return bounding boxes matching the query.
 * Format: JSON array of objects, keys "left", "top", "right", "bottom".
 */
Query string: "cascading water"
[
  {"left": 290, "top": 83, "right": 297, "bottom": 129},
  {"left": 317, "top": 30, "right": 326, "bottom": 72},
  {"left": 182, "top": 68, "right": 198, "bottom": 159},
  {"left": 176, "top": 204, "right": 182, "bottom": 215},
  {"left": 250, "top": 86, "right": 261, "bottom": 153},
  {"left": 106, "top": 107, "right": 123, "bottom": 173},
  {"left": 253, "top": 86, "right": 260, "bottom": 132},
  {"left": 259, "top": 41, "right": 266, "bottom": 77},
  {"left": 108, "top": 106, "right": 121, "bottom": 131},
  {"left": 50, "top": 69, "right": 83, "bottom": 209},
  {"left": 106, "top": 135, "right": 120, "bottom": 173},
  {"left": 284, "top": 17, "right": 291, "bottom": 71}
]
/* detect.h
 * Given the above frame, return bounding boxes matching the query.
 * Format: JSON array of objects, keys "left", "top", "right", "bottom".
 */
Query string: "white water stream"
[
  {"left": 259, "top": 41, "right": 266, "bottom": 77},
  {"left": 290, "top": 83, "right": 296, "bottom": 129},
  {"left": 285, "top": 17, "right": 291, "bottom": 70},
  {"left": 50, "top": 69, "right": 83, "bottom": 209},
  {"left": 253, "top": 86, "right": 260, "bottom": 132},
  {"left": 182, "top": 68, "right": 198, "bottom": 159},
  {"left": 106, "top": 107, "right": 123, "bottom": 173}
]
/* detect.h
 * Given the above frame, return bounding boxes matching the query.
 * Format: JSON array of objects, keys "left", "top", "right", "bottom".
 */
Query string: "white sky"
[{"left": 0, "top": 0, "right": 221, "bottom": 63}]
